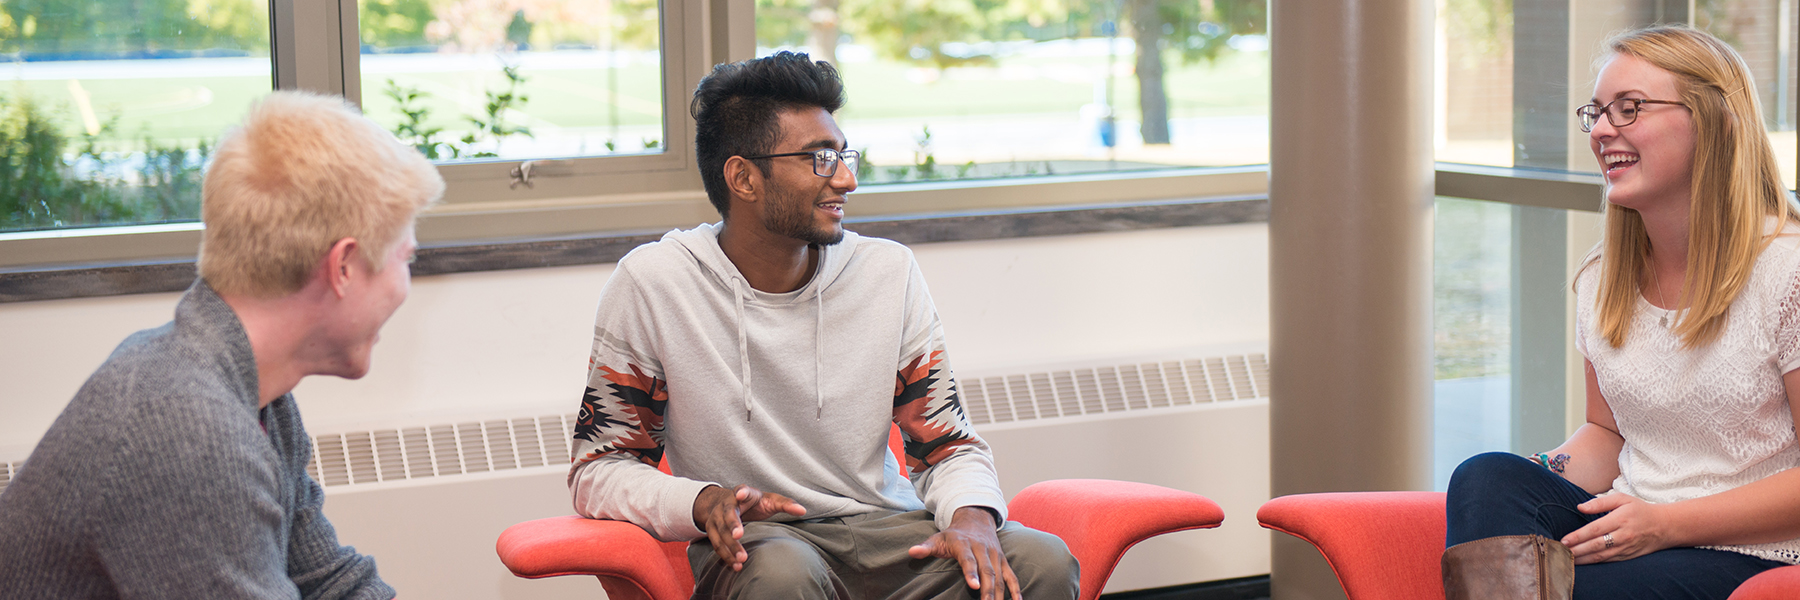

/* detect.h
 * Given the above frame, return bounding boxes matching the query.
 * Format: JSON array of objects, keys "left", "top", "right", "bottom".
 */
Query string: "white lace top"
[{"left": 1575, "top": 224, "right": 1800, "bottom": 564}]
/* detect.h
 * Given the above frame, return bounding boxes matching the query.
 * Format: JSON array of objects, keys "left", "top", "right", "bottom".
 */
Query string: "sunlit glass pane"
[
  {"left": 1441, "top": 1, "right": 1797, "bottom": 190},
  {"left": 1433, "top": 196, "right": 1515, "bottom": 490},
  {"left": 0, "top": 0, "right": 272, "bottom": 233},
  {"left": 757, "top": 0, "right": 1269, "bottom": 184},
  {"left": 1438, "top": 1, "right": 1512, "bottom": 168},
  {"left": 358, "top": 0, "right": 665, "bottom": 163},
  {"left": 1693, "top": 4, "right": 1796, "bottom": 190}
]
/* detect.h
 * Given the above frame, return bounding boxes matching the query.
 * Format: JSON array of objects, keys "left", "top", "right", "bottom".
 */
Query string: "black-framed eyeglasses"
[
  {"left": 743, "top": 148, "right": 860, "bottom": 178},
  {"left": 1576, "top": 98, "right": 1687, "bottom": 133}
]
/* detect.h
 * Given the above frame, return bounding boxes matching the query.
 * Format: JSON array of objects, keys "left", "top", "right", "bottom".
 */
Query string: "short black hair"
[{"left": 691, "top": 51, "right": 846, "bottom": 217}]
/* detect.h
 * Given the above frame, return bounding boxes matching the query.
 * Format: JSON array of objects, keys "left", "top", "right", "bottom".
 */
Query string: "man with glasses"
[{"left": 567, "top": 52, "right": 1077, "bottom": 600}]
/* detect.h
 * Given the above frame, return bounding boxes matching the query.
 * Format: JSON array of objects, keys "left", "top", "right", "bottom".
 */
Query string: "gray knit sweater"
[{"left": 0, "top": 281, "right": 393, "bottom": 599}]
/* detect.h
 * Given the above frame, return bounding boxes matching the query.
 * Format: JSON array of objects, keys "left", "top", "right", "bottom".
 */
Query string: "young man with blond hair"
[{"left": 0, "top": 91, "right": 442, "bottom": 598}]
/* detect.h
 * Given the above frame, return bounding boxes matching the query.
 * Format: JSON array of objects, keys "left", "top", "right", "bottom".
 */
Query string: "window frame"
[{"left": 0, "top": 0, "right": 1275, "bottom": 270}]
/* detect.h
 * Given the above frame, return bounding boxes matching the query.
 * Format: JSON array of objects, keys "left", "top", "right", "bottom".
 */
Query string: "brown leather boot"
[{"left": 1442, "top": 534, "right": 1574, "bottom": 600}]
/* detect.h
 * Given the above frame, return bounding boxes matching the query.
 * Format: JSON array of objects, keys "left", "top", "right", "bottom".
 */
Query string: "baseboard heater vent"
[
  {"left": 0, "top": 417, "right": 579, "bottom": 495},
  {"left": 0, "top": 353, "right": 1270, "bottom": 494},
  {"left": 304, "top": 415, "right": 578, "bottom": 488},
  {"left": 960, "top": 353, "right": 1269, "bottom": 427}
]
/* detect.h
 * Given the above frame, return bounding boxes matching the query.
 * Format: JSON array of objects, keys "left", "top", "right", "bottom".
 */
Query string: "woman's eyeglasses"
[{"left": 1576, "top": 98, "right": 1686, "bottom": 133}]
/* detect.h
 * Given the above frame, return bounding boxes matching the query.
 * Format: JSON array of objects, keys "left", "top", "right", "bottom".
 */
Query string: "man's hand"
[
  {"left": 907, "top": 507, "right": 1019, "bottom": 600},
  {"left": 692, "top": 484, "right": 807, "bottom": 571}
]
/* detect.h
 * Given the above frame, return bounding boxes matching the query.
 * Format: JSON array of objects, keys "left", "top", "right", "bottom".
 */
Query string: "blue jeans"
[{"left": 1445, "top": 452, "right": 1785, "bottom": 600}]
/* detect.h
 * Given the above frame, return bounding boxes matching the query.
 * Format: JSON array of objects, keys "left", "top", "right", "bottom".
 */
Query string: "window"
[
  {"left": 1439, "top": 0, "right": 1796, "bottom": 186},
  {"left": 0, "top": 0, "right": 271, "bottom": 233},
  {"left": 348, "top": 0, "right": 703, "bottom": 212},
  {"left": 756, "top": 0, "right": 1270, "bottom": 184},
  {"left": 357, "top": 0, "right": 666, "bottom": 162},
  {"left": 1, "top": 0, "right": 1270, "bottom": 271},
  {"left": 1432, "top": 196, "right": 1514, "bottom": 489},
  {"left": 1431, "top": 0, "right": 1800, "bottom": 487}
]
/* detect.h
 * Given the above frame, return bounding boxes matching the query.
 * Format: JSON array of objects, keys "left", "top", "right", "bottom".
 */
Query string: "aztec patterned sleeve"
[
  {"left": 567, "top": 267, "right": 714, "bottom": 541},
  {"left": 892, "top": 259, "right": 1009, "bottom": 531}
]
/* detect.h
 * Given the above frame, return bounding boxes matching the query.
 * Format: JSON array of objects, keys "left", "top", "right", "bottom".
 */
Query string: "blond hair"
[
  {"left": 198, "top": 91, "right": 444, "bottom": 297},
  {"left": 1588, "top": 26, "right": 1797, "bottom": 349}
]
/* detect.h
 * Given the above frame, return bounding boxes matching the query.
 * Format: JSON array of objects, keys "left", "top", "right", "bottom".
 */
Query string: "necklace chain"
[{"left": 1648, "top": 258, "right": 1671, "bottom": 328}]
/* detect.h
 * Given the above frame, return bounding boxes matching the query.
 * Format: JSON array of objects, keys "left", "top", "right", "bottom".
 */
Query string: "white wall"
[
  {"left": 0, "top": 222, "right": 1270, "bottom": 596},
  {"left": 0, "top": 223, "right": 1268, "bottom": 451}
]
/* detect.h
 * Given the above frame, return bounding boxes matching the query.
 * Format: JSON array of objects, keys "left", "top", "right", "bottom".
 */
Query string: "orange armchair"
[
  {"left": 999, "top": 478, "right": 1225, "bottom": 600},
  {"left": 1733, "top": 564, "right": 1800, "bottom": 599},
  {"left": 1257, "top": 492, "right": 1447, "bottom": 600},
  {"left": 498, "top": 479, "right": 1221, "bottom": 600},
  {"left": 497, "top": 432, "right": 1224, "bottom": 600},
  {"left": 1254, "top": 491, "right": 1800, "bottom": 600}
]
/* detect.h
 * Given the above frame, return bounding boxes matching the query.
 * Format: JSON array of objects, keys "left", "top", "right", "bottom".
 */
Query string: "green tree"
[
  {"left": 0, "top": 92, "right": 205, "bottom": 231},
  {"left": 758, "top": 0, "right": 844, "bottom": 66},
  {"left": 132, "top": 136, "right": 207, "bottom": 222},
  {"left": 773, "top": 0, "right": 1262, "bottom": 146},
  {"left": 841, "top": 0, "right": 1062, "bottom": 69},
  {"left": 0, "top": 93, "right": 86, "bottom": 227},
  {"left": 757, "top": 0, "right": 816, "bottom": 50},
  {"left": 846, "top": 0, "right": 982, "bottom": 69},
  {"left": 419, "top": 0, "right": 659, "bottom": 53},
  {"left": 0, "top": 0, "right": 267, "bottom": 55},
  {"left": 1444, "top": 0, "right": 1510, "bottom": 62},
  {"left": 360, "top": 0, "right": 440, "bottom": 49},
  {"left": 504, "top": 9, "right": 532, "bottom": 49},
  {"left": 1127, "top": 0, "right": 1265, "bottom": 144}
]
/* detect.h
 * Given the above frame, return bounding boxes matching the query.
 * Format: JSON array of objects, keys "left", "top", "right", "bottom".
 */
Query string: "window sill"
[{"left": 0, "top": 195, "right": 1269, "bottom": 303}]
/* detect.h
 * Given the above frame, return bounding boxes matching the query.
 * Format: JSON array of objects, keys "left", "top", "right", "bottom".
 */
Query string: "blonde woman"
[{"left": 1442, "top": 26, "right": 1800, "bottom": 600}]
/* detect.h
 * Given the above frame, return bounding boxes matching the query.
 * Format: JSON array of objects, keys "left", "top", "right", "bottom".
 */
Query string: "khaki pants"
[{"left": 688, "top": 509, "right": 1079, "bottom": 600}]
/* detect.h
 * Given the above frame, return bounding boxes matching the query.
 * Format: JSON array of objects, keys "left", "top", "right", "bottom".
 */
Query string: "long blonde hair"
[{"left": 1590, "top": 26, "right": 1797, "bottom": 349}]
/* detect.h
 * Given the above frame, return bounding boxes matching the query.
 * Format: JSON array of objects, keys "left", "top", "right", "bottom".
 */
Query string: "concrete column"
[{"left": 1269, "top": 0, "right": 1436, "bottom": 598}]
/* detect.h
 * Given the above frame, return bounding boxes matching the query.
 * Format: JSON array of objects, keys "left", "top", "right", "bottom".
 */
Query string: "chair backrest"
[{"left": 650, "top": 426, "right": 908, "bottom": 581}]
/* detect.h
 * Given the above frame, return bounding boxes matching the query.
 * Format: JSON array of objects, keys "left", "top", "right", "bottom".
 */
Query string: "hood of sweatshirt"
[{"left": 662, "top": 222, "right": 861, "bottom": 421}]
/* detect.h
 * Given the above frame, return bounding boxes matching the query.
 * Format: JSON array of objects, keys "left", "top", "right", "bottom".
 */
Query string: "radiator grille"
[
  {"left": 959, "top": 353, "right": 1270, "bottom": 426},
  {"left": 306, "top": 414, "right": 576, "bottom": 488},
  {"left": 0, "top": 353, "right": 1270, "bottom": 493}
]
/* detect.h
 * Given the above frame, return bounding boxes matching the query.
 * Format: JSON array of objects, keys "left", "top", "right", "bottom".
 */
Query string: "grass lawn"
[
  {"left": 835, "top": 51, "right": 1268, "bottom": 122},
  {"left": 5, "top": 47, "right": 1268, "bottom": 159}
]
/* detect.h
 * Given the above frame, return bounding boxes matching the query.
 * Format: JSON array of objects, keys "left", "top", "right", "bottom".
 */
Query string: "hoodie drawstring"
[
  {"left": 728, "top": 248, "right": 830, "bottom": 422},
  {"left": 815, "top": 287, "right": 825, "bottom": 420},
  {"left": 733, "top": 276, "right": 753, "bottom": 421}
]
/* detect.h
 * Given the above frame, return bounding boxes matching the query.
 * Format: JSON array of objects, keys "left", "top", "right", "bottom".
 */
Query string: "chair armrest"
[
  {"left": 495, "top": 515, "right": 691, "bottom": 600},
  {"left": 1256, "top": 492, "right": 1447, "bottom": 600},
  {"left": 1008, "top": 479, "right": 1224, "bottom": 600},
  {"left": 1729, "top": 565, "right": 1800, "bottom": 599}
]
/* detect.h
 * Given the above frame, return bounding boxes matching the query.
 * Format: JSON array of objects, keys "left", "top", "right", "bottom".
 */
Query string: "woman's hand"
[{"left": 1561, "top": 493, "right": 1680, "bottom": 564}]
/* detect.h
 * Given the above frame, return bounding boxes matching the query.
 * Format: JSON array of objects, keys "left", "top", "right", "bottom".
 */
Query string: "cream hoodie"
[{"left": 568, "top": 223, "right": 1005, "bottom": 541}]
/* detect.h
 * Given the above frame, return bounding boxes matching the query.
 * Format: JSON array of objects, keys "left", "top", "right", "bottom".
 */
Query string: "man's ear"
[
  {"left": 321, "top": 237, "right": 360, "bottom": 298},
  {"left": 723, "top": 156, "right": 762, "bottom": 204}
]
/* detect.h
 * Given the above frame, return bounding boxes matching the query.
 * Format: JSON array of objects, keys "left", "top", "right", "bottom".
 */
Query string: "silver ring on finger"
[{"left": 1602, "top": 533, "right": 1615, "bottom": 548}]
